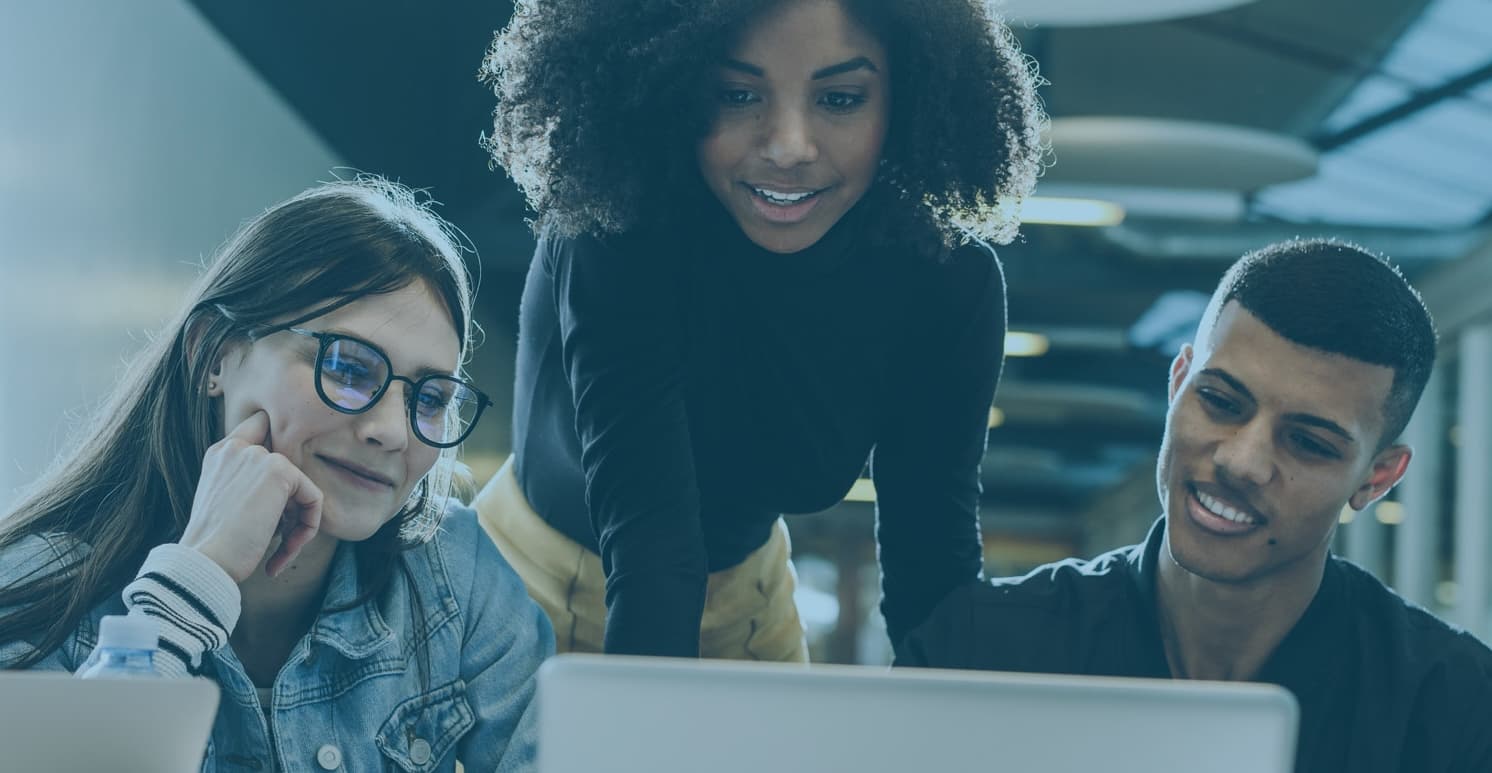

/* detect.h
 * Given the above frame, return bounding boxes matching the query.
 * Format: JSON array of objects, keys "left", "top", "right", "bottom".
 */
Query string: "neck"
[
  {"left": 231, "top": 533, "right": 339, "bottom": 662},
  {"left": 1154, "top": 530, "right": 1325, "bottom": 681}
]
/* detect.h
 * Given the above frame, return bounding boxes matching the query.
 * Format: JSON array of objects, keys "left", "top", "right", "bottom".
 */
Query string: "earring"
[{"left": 206, "top": 379, "right": 218, "bottom": 394}]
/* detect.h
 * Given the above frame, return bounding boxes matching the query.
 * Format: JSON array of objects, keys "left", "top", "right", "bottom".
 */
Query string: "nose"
[
  {"left": 1213, "top": 418, "right": 1275, "bottom": 489},
  {"left": 760, "top": 103, "right": 818, "bottom": 169},
  {"left": 354, "top": 380, "right": 411, "bottom": 451}
]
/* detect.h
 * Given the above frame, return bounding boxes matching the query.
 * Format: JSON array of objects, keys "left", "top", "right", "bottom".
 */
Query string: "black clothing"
[
  {"left": 511, "top": 203, "right": 1004, "bottom": 657},
  {"left": 899, "top": 518, "right": 1492, "bottom": 773}
]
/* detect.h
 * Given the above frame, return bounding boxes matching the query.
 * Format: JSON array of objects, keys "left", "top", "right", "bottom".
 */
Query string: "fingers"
[
  {"left": 224, "top": 410, "right": 271, "bottom": 447},
  {"left": 265, "top": 463, "right": 323, "bottom": 578}
]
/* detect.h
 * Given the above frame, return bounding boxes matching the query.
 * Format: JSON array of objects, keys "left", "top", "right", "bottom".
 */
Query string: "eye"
[
  {"left": 323, "top": 355, "right": 374, "bottom": 387},
  {"left": 717, "top": 88, "right": 759, "bottom": 108},
  {"left": 414, "top": 383, "right": 453, "bottom": 417},
  {"left": 1292, "top": 432, "right": 1340, "bottom": 460},
  {"left": 1196, "top": 388, "right": 1241, "bottom": 416},
  {"left": 819, "top": 91, "right": 866, "bottom": 112}
]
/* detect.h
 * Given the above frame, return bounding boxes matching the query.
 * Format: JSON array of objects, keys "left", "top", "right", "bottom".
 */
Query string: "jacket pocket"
[{"left": 375, "top": 679, "right": 475, "bottom": 772}]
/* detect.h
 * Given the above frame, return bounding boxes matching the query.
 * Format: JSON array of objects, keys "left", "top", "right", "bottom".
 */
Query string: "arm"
[
  {"left": 1452, "top": 651, "right": 1492, "bottom": 773},
  {"left": 0, "top": 536, "right": 240, "bottom": 677},
  {"left": 546, "top": 231, "right": 709, "bottom": 656},
  {"left": 892, "top": 581, "right": 976, "bottom": 670},
  {"left": 872, "top": 243, "right": 1006, "bottom": 654},
  {"left": 120, "top": 544, "right": 241, "bottom": 677},
  {"left": 452, "top": 512, "right": 556, "bottom": 773}
]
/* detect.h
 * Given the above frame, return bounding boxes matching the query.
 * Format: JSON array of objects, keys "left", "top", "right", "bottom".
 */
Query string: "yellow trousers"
[{"left": 474, "top": 461, "right": 809, "bottom": 662}]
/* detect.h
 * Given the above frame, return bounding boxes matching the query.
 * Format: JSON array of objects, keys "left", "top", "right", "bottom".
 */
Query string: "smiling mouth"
[
  {"left": 742, "top": 183, "right": 828, "bottom": 225},
  {"left": 1183, "top": 482, "right": 1269, "bottom": 538},
  {"left": 1195, "top": 488, "right": 1261, "bottom": 525},
  {"left": 749, "top": 185, "right": 825, "bottom": 206},
  {"left": 320, "top": 456, "right": 395, "bottom": 488}
]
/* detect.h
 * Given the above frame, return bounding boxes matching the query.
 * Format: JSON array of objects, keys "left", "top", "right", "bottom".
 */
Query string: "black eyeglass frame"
[{"left": 255, "top": 325, "right": 491, "bottom": 449}]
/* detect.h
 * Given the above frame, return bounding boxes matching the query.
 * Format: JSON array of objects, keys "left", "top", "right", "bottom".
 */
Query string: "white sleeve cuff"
[{"left": 121, "top": 543, "right": 241, "bottom": 677}]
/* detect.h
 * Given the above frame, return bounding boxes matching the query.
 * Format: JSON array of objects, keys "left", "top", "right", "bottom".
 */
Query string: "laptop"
[
  {"left": 538, "top": 654, "right": 1298, "bottom": 773},
  {"left": 0, "top": 671, "right": 219, "bottom": 773}
]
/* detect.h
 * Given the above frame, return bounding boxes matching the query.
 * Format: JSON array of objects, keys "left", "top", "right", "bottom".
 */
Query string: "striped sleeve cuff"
[{"left": 122, "top": 544, "right": 241, "bottom": 678}]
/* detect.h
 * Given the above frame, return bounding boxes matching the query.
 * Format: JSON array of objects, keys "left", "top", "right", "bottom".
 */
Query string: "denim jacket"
[{"left": 0, "top": 503, "right": 555, "bottom": 772}]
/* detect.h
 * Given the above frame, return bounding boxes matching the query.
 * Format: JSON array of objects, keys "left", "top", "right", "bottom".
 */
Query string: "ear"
[
  {"left": 1168, "top": 343, "right": 1194, "bottom": 403},
  {"left": 1347, "top": 444, "right": 1412, "bottom": 511},
  {"left": 183, "top": 312, "right": 240, "bottom": 398}
]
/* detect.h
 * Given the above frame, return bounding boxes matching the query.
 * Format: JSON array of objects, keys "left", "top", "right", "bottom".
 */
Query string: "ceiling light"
[
  {"left": 988, "top": 406, "right": 1006, "bottom": 429},
  {"left": 1020, "top": 196, "right": 1126, "bottom": 226},
  {"left": 1043, "top": 117, "right": 1317, "bottom": 190},
  {"left": 1036, "top": 183, "right": 1246, "bottom": 222},
  {"left": 1339, "top": 505, "right": 1356, "bottom": 524},
  {"left": 1375, "top": 501, "right": 1405, "bottom": 526},
  {"left": 995, "top": 0, "right": 1256, "bottom": 27},
  {"left": 1005, "top": 331, "right": 1050, "bottom": 357}
]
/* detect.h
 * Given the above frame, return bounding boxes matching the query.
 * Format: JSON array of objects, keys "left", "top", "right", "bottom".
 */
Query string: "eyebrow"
[
  {"left": 720, "top": 56, "right": 879, "bottom": 80},
  {"left": 1200, "top": 368, "right": 1358, "bottom": 445}
]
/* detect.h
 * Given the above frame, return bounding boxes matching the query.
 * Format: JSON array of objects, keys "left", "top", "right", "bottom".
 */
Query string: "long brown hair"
[{"left": 0, "top": 178, "right": 476, "bottom": 666}]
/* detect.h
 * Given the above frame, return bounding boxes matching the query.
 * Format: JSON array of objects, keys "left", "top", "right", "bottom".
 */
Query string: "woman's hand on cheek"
[{"left": 180, "top": 410, "right": 324, "bottom": 583}]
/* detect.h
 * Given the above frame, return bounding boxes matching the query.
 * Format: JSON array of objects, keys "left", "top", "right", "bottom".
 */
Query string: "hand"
[{"left": 179, "top": 411, "right": 323, "bottom": 582}]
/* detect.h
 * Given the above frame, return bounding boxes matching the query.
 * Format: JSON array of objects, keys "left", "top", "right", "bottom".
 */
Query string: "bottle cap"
[{"left": 97, "top": 613, "right": 159, "bottom": 651}]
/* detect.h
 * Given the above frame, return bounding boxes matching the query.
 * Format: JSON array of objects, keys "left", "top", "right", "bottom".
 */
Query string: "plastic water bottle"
[{"left": 77, "top": 613, "right": 160, "bottom": 679}]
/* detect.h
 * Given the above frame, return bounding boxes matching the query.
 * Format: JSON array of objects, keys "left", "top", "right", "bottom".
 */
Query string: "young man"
[{"left": 899, "top": 240, "right": 1492, "bottom": 772}]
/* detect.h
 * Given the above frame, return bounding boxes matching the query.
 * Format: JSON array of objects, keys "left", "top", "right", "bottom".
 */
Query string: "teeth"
[
  {"left": 754, "top": 187, "right": 815, "bottom": 205},
  {"left": 1197, "top": 491, "right": 1255, "bottom": 524}
]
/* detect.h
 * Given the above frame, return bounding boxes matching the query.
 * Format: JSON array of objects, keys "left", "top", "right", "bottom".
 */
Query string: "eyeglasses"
[{"left": 260, "top": 327, "right": 490, "bottom": 449}]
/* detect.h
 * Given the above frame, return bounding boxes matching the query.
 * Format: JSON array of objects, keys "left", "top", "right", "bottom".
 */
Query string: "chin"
[
  {"left": 752, "top": 225, "right": 831, "bottom": 254},
  {"left": 319, "top": 502, "right": 401, "bottom": 543}
]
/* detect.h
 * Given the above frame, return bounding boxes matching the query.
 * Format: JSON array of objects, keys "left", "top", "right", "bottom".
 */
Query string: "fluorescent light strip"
[
  {"left": 1005, "top": 331, "right": 1050, "bottom": 357},
  {"left": 1020, "top": 196, "right": 1126, "bottom": 227}
]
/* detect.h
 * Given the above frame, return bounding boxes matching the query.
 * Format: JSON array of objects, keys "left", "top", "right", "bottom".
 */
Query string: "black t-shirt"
[
  {"left": 510, "top": 203, "right": 1005, "bottom": 657},
  {"left": 898, "top": 518, "right": 1492, "bottom": 772}
]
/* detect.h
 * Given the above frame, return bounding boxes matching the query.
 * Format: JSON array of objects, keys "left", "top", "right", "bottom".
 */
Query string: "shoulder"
[
  {"left": 899, "top": 545, "right": 1136, "bottom": 669},
  {"left": 909, "top": 238, "right": 1004, "bottom": 300},
  {"left": 422, "top": 500, "right": 530, "bottom": 611},
  {"left": 1338, "top": 559, "right": 1492, "bottom": 673},
  {"left": 971, "top": 547, "right": 1134, "bottom": 612},
  {"left": 536, "top": 223, "right": 686, "bottom": 305},
  {"left": 1333, "top": 557, "right": 1492, "bottom": 747},
  {"left": 538, "top": 222, "right": 672, "bottom": 272},
  {"left": 888, "top": 237, "right": 1006, "bottom": 348},
  {"left": 0, "top": 532, "right": 87, "bottom": 586},
  {"left": 0, "top": 533, "right": 103, "bottom": 669}
]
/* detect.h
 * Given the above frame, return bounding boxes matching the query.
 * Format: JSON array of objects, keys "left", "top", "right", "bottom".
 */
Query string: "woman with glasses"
[
  {"left": 478, "top": 0, "right": 1046, "bottom": 660},
  {"left": 0, "top": 179, "right": 553, "bottom": 772}
]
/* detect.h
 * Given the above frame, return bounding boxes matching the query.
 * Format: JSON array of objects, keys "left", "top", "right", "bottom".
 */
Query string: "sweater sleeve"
[
  {"left": 121, "top": 543, "right": 241, "bottom": 677},
  {"left": 546, "top": 231, "right": 709, "bottom": 657},
  {"left": 872, "top": 242, "right": 1005, "bottom": 653}
]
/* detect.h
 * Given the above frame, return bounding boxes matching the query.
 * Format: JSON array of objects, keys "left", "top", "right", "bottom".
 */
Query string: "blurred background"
[{"left": 3, "top": 0, "right": 1490, "bottom": 664}]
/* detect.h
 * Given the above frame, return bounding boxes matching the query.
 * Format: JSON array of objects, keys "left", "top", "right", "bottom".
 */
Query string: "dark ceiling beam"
[
  {"left": 1313, "top": 58, "right": 1492, "bottom": 151},
  {"left": 1176, "top": 16, "right": 1381, "bottom": 81}
]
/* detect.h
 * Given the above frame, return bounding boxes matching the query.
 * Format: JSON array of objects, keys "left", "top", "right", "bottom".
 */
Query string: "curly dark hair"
[{"left": 480, "top": 0, "right": 1048, "bottom": 256}]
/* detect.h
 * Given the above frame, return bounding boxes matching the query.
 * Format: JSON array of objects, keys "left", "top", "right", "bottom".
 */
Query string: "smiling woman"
[
  {"left": 477, "top": 0, "right": 1048, "bottom": 663},
  {"left": 694, "top": 2, "right": 890, "bottom": 254},
  {"left": 0, "top": 178, "right": 552, "bottom": 772}
]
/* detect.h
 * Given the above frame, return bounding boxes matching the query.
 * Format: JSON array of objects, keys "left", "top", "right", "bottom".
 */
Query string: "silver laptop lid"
[
  {"left": 538, "top": 654, "right": 1298, "bottom": 773},
  {"left": 0, "top": 671, "right": 218, "bottom": 773}
]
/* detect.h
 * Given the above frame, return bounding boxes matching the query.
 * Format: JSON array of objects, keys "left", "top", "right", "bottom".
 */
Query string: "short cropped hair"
[{"left": 1199, "top": 238, "right": 1437, "bottom": 448}]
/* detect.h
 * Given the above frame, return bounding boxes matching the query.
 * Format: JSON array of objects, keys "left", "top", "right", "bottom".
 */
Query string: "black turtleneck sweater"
[
  {"left": 898, "top": 518, "right": 1492, "bottom": 772},
  {"left": 509, "top": 202, "right": 1005, "bottom": 657}
]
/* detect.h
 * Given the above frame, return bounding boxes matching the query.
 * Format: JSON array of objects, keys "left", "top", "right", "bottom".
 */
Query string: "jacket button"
[
  {"left": 316, "top": 744, "right": 342, "bottom": 770},
  {"left": 409, "top": 737, "right": 432, "bottom": 765}
]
